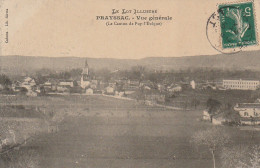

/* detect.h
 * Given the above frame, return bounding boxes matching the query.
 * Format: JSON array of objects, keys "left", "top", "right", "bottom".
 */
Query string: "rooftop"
[
  {"left": 223, "top": 79, "right": 259, "bottom": 81},
  {"left": 235, "top": 103, "right": 260, "bottom": 108}
]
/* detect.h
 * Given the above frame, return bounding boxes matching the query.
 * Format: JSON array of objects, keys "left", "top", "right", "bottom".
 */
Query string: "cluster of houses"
[
  {"left": 5, "top": 59, "right": 194, "bottom": 103},
  {"left": 203, "top": 99, "right": 260, "bottom": 126},
  {"left": 7, "top": 60, "right": 170, "bottom": 98},
  {"left": 10, "top": 60, "right": 103, "bottom": 96},
  {"left": 5, "top": 60, "right": 260, "bottom": 119}
]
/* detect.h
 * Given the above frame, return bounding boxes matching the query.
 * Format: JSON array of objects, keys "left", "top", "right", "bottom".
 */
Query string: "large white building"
[{"left": 223, "top": 79, "right": 260, "bottom": 90}]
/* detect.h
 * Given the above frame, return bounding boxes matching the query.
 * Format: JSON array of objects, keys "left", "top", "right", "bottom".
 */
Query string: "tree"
[
  {"left": 246, "top": 145, "right": 260, "bottom": 168},
  {"left": 221, "top": 145, "right": 260, "bottom": 168},
  {"left": 34, "top": 74, "right": 47, "bottom": 85},
  {"left": 221, "top": 145, "right": 248, "bottom": 168},
  {"left": 191, "top": 98, "right": 200, "bottom": 109},
  {"left": 0, "top": 74, "right": 12, "bottom": 88},
  {"left": 191, "top": 127, "right": 230, "bottom": 168},
  {"left": 1, "top": 149, "right": 40, "bottom": 168},
  {"left": 207, "top": 98, "right": 222, "bottom": 114},
  {"left": 130, "top": 66, "right": 145, "bottom": 82}
]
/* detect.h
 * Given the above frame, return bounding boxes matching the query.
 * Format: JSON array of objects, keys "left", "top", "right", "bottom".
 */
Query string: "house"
[
  {"left": 140, "top": 81, "right": 154, "bottom": 90},
  {"left": 59, "top": 80, "right": 74, "bottom": 88},
  {"left": 203, "top": 110, "right": 211, "bottom": 121},
  {"left": 24, "top": 77, "right": 35, "bottom": 84},
  {"left": 168, "top": 84, "right": 182, "bottom": 92},
  {"left": 43, "top": 79, "right": 59, "bottom": 92},
  {"left": 26, "top": 90, "right": 37, "bottom": 97},
  {"left": 43, "top": 81, "right": 52, "bottom": 92},
  {"left": 203, "top": 109, "right": 239, "bottom": 125},
  {"left": 86, "top": 88, "right": 94, "bottom": 95},
  {"left": 12, "top": 81, "right": 21, "bottom": 89},
  {"left": 157, "top": 84, "right": 166, "bottom": 92},
  {"left": 57, "top": 85, "right": 70, "bottom": 93},
  {"left": 21, "top": 77, "right": 37, "bottom": 90},
  {"left": 203, "top": 109, "right": 224, "bottom": 124},
  {"left": 90, "top": 83, "right": 97, "bottom": 90},
  {"left": 13, "top": 87, "right": 28, "bottom": 94},
  {"left": 212, "top": 114, "right": 226, "bottom": 125},
  {"left": 234, "top": 103, "right": 260, "bottom": 118},
  {"left": 0, "top": 84, "right": 4, "bottom": 90},
  {"left": 115, "top": 91, "right": 125, "bottom": 97},
  {"left": 201, "top": 84, "right": 217, "bottom": 90},
  {"left": 217, "top": 86, "right": 226, "bottom": 91},
  {"left": 108, "top": 82, "right": 116, "bottom": 88},
  {"left": 91, "top": 80, "right": 98, "bottom": 85},
  {"left": 145, "top": 91, "right": 165, "bottom": 105},
  {"left": 190, "top": 80, "right": 196, "bottom": 89},
  {"left": 123, "top": 80, "right": 139, "bottom": 91},
  {"left": 144, "top": 86, "right": 151, "bottom": 90},
  {"left": 234, "top": 103, "right": 260, "bottom": 125},
  {"left": 129, "top": 80, "right": 140, "bottom": 88},
  {"left": 105, "top": 86, "right": 115, "bottom": 95}
]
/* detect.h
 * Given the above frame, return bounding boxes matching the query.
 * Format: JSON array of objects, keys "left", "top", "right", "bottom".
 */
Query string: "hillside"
[{"left": 0, "top": 50, "right": 260, "bottom": 75}]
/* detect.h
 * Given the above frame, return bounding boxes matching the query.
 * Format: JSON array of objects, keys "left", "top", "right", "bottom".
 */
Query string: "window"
[{"left": 244, "top": 112, "right": 249, "bottom": 116}]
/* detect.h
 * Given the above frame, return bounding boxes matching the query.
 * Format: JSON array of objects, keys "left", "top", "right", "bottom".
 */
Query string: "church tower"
[{"left": 81, "top": 59, "right": 90, "bottom": 88}]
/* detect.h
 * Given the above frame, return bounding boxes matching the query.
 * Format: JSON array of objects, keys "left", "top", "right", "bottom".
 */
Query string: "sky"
[{"left": 1, "top": 0, "right": 260, "bottom": 59}]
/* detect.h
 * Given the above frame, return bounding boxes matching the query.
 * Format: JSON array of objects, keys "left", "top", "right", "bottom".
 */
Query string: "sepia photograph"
[{"left": 1, "top": 0, "right": 260, "bottom": 167}]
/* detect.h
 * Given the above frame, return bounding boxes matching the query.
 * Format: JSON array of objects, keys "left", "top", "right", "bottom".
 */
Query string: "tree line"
[{"left": 3, "top": 66, "right": 260, "bottom": 86}]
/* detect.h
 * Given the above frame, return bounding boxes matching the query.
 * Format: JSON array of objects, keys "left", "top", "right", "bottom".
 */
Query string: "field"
[{"left": 0, "top": 94, "right": 259, "bottom": 168}]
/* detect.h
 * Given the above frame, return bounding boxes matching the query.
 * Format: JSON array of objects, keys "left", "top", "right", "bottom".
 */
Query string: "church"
[{"left": 81, "top": 59, "right": 90, "bottom": 89}]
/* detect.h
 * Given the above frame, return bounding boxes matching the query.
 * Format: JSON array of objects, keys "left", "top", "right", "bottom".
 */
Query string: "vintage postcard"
[{"left": 1, "top": 0, "right": 260, "bottom": 167}]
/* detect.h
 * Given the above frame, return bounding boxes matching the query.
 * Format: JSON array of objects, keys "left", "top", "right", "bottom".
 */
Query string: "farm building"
[
  {"left": 203, "top": 110, "right": 240, "bottom": 125},
  {"left": 234, "top": 103, "right": 260, "bottom": 125},
  {"left": 211, "top": 112, "right": 236, "bottom": 125},
  {"left": 212, "top": 114, "right": 226, "bottom": 125}
]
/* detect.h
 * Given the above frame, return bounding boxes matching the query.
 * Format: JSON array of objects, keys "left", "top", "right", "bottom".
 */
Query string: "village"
[
  {"left": 1, "top": 59, "right": 260, "bottom": 128},
  {"left": 0, "top": 60, "right": 260, "bottom": 125},
  {"left": 1, "top": 59, "right": 260, "bottom": 167},
  {"left": 0, "top": 60, "right": 260, "bottom": 130}
]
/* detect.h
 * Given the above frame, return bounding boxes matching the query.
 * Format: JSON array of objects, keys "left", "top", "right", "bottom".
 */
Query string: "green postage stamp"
[{"left": 219, "top": 2, "right": 257, "bottom": 49}]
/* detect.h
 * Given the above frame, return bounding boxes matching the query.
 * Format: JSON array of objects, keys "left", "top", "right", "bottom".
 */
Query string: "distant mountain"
[{"left": 0, "top": 50, "right": 260, "bottom": 75}]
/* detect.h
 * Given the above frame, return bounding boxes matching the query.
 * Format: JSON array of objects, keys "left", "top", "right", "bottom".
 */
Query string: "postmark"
[{"left": 206, "top": 1, "right": 258, "bottom": 54}]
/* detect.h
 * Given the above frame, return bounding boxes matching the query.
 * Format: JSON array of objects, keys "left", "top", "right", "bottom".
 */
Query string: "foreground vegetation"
[{"left": 0, "top": 95, "right": 257, "bottom": 167}]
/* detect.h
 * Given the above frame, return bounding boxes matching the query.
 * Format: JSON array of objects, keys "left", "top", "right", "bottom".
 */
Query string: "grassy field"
[{"left": 0, "top": 94, "right": 259, "bottom": 168}]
